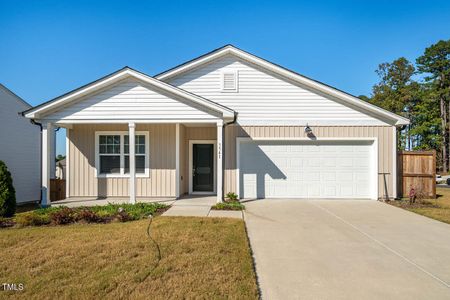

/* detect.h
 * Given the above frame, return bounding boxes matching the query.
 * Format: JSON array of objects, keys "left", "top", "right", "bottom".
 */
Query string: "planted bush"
[
  {"left": 212, "top": 202, "right": 245, "bottom": 211},
  {"left": 76, "top": 209, "right": 103, "bottom": 223},
  {"left": 15, "top": 212, "right": 51, "bottom": 227},
  {"left": 0, "top": 161, "right": 16, "bottom": 217},
  {"left": 10, "top": 202, "right": 169, "bottom": 227},
  {"left": 225, "top": 192, "right": 238, "bottom": 202},
  {"left": 50, "top": 207, "right": 76, "bottom": 225}
]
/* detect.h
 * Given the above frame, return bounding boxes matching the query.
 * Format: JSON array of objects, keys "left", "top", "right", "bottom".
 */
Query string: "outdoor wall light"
[{"left": 304, "top": 124, "right": 312, "bottom": 134}]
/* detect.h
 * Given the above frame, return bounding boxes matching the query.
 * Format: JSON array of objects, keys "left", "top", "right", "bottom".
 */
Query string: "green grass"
[
  {"left": 211, "top": 201, "right": 245, "bottom": 211},
  {"left": 0, "top": 217, "right": 258, "bottom": 299},
  {"left": 389, "top": 187, "right": 450, "bottom": 224}
]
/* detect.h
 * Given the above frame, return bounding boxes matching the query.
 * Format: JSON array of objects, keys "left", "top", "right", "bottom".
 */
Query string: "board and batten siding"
[
  {"left": 44, "top": 78, "right": 220, "bottom": 121},
  {"left": 68, "top": 124, "right": 176, "bottom": 197},
  {"left": 167, "top": 55, "right": 388, "bottom": 126},
  {"left": 224, "top": 125, "right": 395, "bottom": 199}
]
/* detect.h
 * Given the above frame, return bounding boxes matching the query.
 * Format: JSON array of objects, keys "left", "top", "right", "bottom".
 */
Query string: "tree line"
[{"left": 360, "top": 40, "right": 450, "bottom": 172}]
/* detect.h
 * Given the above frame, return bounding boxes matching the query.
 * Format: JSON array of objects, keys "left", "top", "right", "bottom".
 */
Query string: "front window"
[
  {"left": 99, "top": 135, "right": 121, "bottom": 174},
  {"left": 96, "top": 132, "right": 149, "bottom": 177},
  {"left": 124, "top": 135, "right": 146, "bottom": 174}
]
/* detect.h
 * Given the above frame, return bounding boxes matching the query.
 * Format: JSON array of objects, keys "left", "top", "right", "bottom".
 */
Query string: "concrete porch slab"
[{"left": 51, "top": 197, "right": 176, "bottom": 208}]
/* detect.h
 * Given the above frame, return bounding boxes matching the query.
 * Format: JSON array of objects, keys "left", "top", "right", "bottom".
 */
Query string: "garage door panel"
[{"left": 239, "top": 140, "right": 374, "bottom": 199}]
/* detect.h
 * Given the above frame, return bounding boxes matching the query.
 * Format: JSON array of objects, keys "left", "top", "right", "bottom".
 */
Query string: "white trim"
[
  {"left": 156, "top": 46, "right": 409, "bottom": 126},
  {"left": 41, "top": 122, "right": 53, "bottom": 206},
  {"left": 47, "top": 119, "right": 222, "bottom": 125},
  {"left": 128, "top": 123, "right": 136, "bottom": 204},
  {"left": 188, "top": 140, "right": 217, "bottom": 195},
  {"left": 65, "top": 128, "right": 70, "bottom": 198},
  {"left": 236, "top": 137, "right": 379, "bottom": 200},
  {"left": 50, "top": 126, "right": 56, "bottom": 179},
  {"left": 175, "top": 123, "right": 180, "bottom": 198},
  {"left": 94, "top": 130, "right": 150, "bottom": 178},
  {"left": 24, "top": 68, "right": 235, "bottom": 119},
  {"left": 392, "top": 126, "right": 397, "bottom": 199},
  {"left": 216, "top": 122, "right": 223, "bottom": 202},
  {"left": 221, "top": 70, "right": 238, "bottom": 92},
  {"left": 235, "top": 119, "right": 388, "bottom": 126}
]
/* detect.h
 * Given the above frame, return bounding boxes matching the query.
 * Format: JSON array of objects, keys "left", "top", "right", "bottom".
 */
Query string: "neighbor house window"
[{"left": 95, "top": 131, "right": 149, "bottom": 177}]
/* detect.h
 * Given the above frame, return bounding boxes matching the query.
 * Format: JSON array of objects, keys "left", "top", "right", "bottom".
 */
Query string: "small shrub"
[
  {"left": 113, "top": 209, "right": 133, "bottom": 222},
  {"left": 4, "top": 202, "right": 170, "bottom": 228},
  {"left": 90, "top": 202, "right": 168, "bottom": 220},
  {"left": 15, "top": 212, "right": 51, "bottom": 227},
  {"left": 0, "top": 160, "right": 16, "bottom": 217},
  {"left": 0, "top": 217, "right": 15, "bottom": 228},
  {"left": 50, "top": 207, "right": 76, "bottom": 225},
  {"left": 212, "top": 202, "right": 245, "bottom": 211},
  {"left": 76, "top": 209, "right": 103, "bottom": 223},
  {"left": 225, "top": 192, "right": 238, "bottom": 202}
]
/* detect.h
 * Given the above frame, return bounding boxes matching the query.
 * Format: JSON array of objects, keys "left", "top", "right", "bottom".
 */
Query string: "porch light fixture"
[{"left": 304, "top": 124, "right": 312, "bottom": 134}]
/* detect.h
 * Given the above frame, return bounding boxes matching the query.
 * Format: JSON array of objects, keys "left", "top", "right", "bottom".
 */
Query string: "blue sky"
[{"left": 1, "top": 0, "right": 449, "bottom": 155}]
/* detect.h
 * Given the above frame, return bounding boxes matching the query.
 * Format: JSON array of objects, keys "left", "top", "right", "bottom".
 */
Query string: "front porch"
[{"left": 41, "top": 121, "right": 225, "bottom": 207}]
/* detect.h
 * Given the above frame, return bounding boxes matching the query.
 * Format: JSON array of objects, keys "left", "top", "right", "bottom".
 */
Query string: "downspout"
[{"left": 30, "top": 119, "right": 43, "bottom": 205}]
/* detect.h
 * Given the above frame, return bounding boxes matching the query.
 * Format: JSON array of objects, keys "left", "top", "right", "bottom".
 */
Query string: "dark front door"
[{"left": 193, "top": 144, "right": 214, "bottom": 192}]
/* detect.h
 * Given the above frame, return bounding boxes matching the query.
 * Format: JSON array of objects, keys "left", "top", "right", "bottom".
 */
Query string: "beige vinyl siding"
[
  {"left": 68, "top": 124, "right": 176, "bottom": 197},
  {"left": 167, "top": 55, "right": 387, "bottom": 126},
  {"left": 45, "top": 78, "right": 220, "bottom": 122},
  {"left": 224, "top": 125, "right": 394, "bottom": 199}
]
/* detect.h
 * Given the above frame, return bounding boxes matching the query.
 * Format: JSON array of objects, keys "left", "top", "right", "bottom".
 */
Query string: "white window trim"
[
  {"left": 220, "top": 70, "right": 238, "bottom": 92},
  {"left": 95, "top": 131, "right": 150, "bottom": 178}
]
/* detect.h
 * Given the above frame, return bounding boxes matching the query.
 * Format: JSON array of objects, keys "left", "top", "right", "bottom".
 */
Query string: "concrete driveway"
[{"left": 244, "top": 200, "right": 450, "bottom": 299}]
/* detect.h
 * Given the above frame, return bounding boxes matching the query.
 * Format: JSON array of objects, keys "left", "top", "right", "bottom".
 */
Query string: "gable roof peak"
[{"left": 155, "top": 45, "right": 409, "bottom": 126}]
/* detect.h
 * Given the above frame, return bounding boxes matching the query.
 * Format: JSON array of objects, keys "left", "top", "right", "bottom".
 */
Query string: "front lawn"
[
  {"left": 389, "top": 187, "right": 450, "bottom": 224},
  {"left": 0, "top": 217, "right": 258, "bottom": 299}
]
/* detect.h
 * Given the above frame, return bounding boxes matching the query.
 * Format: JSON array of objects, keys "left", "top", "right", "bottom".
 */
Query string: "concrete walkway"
[
  {"left": 162, "top": 196, "right": 243, "bottom": 219},
  {"left": 245, "top": 200, "right": 450, "bottom": 300}
]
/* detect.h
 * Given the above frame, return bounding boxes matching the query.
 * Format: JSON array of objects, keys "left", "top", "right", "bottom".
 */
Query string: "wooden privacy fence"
[
  {"left": 50, "top": 179, "right": 66, "bottom": 201},
  {"left": 398, "top": 150, "right": 436, "bottom": 199}
]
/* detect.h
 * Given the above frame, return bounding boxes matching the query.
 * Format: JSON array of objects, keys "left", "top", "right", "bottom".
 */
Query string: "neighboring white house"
[
  {"left": 56, "top": 158, "right": 66, "bottom": 180},
  {"left": 0, "top": 84, "right": 41, "bottom": 203},
  {"left": 23, "top": 45, "right": 409, "bottom": 206}
]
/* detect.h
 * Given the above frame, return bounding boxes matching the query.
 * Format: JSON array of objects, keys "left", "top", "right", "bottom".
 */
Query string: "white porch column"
[
  {"left": 129, "top": 122, "right": 136, "bottom": 204},
  {"left": 216, "top": 120, "right": 223, "bottom": 203},
  {"left": 175, "top": 123, "right": 180, "bottom": 198},
  {"left": 41, "top": 122, "right": 53, "bottom": 206},
  {"left": 49, "top": 127, "right": 56, "bottom": 179}
]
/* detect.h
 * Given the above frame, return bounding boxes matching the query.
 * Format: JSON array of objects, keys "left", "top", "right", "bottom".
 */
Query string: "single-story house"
[
  {"left": 0, "top": 84, "right": 41, "bottom": 203},
  {"left": 23, "top": 45, "right": 409, "bottom": 206}
]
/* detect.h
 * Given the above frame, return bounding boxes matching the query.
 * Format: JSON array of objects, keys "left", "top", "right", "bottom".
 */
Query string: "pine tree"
[{"left": 0, "top": 160, "right": 16, "bottom": 217}]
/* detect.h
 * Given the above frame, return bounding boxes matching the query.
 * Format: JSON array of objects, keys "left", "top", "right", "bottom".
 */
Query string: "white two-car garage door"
[{"left": 238, "top": 140, "right": 376, "bottom": 199}]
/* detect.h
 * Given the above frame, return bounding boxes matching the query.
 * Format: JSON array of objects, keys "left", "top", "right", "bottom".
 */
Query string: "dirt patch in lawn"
[
  {"left": 0, "top": 217, "right": 258, "bottom": 299},
  {"left": 388, "top": 187, "right": 450, "bottom": 224}
]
